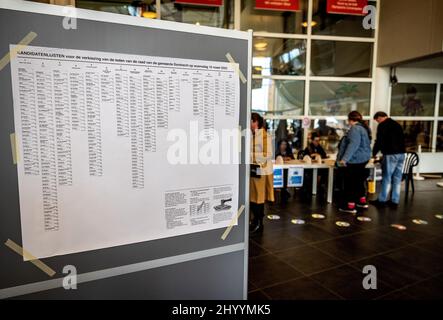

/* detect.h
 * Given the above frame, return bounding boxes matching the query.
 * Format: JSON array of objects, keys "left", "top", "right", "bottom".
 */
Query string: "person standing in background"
[
  {"left": 275, "top": 120, "right": 289, "bottom": 152},
  {"left": 250, "top": 113, "right": 274, "bottom": 234},
  {"left": 336, "top": 111, "right": 372, "bottom": 214},
  {"left": 370, "top": 112, "right": 406, "bottom": 209},
  {"left": 275, "top": 139, "right": 294, "bottom": 201},
  {"left": 401, "top": 86, "right": 424, "bottom": 116}
]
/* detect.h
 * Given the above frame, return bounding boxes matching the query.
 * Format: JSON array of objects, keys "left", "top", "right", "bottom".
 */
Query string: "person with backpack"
[{"left": 336, "top": 111, "right": 372, "bottom": 214}]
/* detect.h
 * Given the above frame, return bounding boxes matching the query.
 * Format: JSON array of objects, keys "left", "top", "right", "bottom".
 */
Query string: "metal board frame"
[{"left": 0, "top": 0, "right": 251, "bottom": 300}]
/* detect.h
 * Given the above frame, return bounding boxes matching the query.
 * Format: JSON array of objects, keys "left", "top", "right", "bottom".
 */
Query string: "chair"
[{"left": 402, "top": 152, "right": 419, "bottom": 197}]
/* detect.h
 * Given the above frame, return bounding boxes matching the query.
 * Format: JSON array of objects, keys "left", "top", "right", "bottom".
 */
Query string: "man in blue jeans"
[{"left": 370, "top": 112, "right": 406, "bottom": 209}]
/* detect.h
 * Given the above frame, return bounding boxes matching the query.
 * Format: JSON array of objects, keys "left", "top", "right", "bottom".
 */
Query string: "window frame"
[
  {"left": 248, "top": 0, "right": 378, "bottom": 149},
  {"left": 388, "top": 82, "right": 442, "bottom": 153}
]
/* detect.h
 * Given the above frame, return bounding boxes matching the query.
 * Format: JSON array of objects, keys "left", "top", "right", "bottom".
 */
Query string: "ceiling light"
[{"left": 254, "top": 40, "right": 268, "bottom": 50}]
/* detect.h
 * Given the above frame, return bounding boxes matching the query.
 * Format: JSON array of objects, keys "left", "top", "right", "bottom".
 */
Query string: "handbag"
[{"left": 250, "top": 164, "right": 261, "bottom": 178}]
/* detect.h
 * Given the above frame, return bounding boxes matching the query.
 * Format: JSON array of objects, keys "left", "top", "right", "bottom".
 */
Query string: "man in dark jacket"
[
  {"left": 370, "top": 112, "right": 406, "bottom": 208},
  {"left": 303, "top": 133, "right": 328, "bottom": 159}
]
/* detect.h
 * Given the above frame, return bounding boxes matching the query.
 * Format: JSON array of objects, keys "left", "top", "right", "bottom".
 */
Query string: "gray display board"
[{"left": 0, "top": 1, "right": 251, "bottom": 299}]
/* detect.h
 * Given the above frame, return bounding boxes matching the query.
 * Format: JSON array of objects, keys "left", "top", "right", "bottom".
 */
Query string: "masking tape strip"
[
  {"left": 225, "top": 53, "right": 247, "bottom": 84},
  {"left": 9, "top": 133, "right": 19, "bottom": 165},
  {"left": 10, "top": 133, "right": 18, "bottom": 165},
  {"left": 4, "top": 239, "right": 56, "bottom": 277},
  {"left": 221, "top": 205, "right": 245, "bottom": 240},
  {"left": 0, "top": 31, "right": 38, "bottom": 72}
]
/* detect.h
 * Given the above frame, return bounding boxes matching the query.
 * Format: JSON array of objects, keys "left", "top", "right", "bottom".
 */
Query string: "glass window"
[
  {"left": 266, "top": 119, "right": 304, "bottom": 153},
  {"left": 308, "top": 118, "right": 349, "bottom": 154},
  {"left": 161, "top": 0, "right": 234, "bottom": 28},
  {"left": 252, "top": 79, "right": 305, "bottom": 115},
  {"left": 311, "top": 40, "right": 373, "bottom": 77},
  {"left": 241, "top": 0, "right": 308, "bottom": 33},
  {"left": 312, "top": 0, "right": 375, "bottom": 38},
  {"left": 391, "top": 83, "right": 437, "bottom": 117},
  {"left": 309, "top": 81, "right": 371, "bottom": 116},
  {"left": 396, "top": 121, "right": 434, "bottom": 153},
  {"left": 253, "top": 38, "right": 306, "bottom": 76},
  {"left": 437, "top": 122, "right": 443, "bottom": 152}
]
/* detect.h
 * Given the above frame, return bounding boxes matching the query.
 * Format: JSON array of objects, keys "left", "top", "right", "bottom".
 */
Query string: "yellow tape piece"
[
  {"left": 225, "top": 53, "right": 247, "bottom": 84},
  {"left": 221, "top": 205, "right": 245, "bottom": 241},
  {"left": 0, "top": 31, "right": 38, "bottom": 72},
  {"left": 10, "top": 133, "right": 18, "bottom": 165},
  {"left": 5, "top": 239, "right": 56, "bottom": 277}
]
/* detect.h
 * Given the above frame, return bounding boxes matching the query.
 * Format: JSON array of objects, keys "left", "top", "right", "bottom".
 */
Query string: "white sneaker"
[{"left": 339, "top": 207, "right": 357, "bottom": 214}]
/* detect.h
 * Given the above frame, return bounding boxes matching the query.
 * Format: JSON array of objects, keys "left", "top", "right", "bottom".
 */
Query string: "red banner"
[
  {"left": 175, "top": 0, "right": 223, "bottom": 6},
  {"left": 327, "top": 0, "right": 368, "bottom": 16},
  {"left": 255, "top": 0, "right": 300, "bottom": 12}
]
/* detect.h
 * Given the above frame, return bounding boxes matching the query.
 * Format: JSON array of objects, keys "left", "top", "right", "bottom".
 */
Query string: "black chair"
[{"left": 402, "top": 152, "right": 419, "bottom": 197}]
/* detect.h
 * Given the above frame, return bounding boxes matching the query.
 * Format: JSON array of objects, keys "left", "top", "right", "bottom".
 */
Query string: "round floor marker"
[
  {"left": 312, "top": 214, "right": 326, "bottom": 219},
  {"left": 336, "top": 221, "right": 350, "bottom": 228},
  {"left": 357, "top": 216, "right": 372, "bottom": 222},
  {"left": 390, "top": 224, "right": 407, "bottom": 231},
  {"left": 412, "top": 219, "right": 428, "bottom": 225},
  {"left": 291, "top": 219, "right": 306, "bottom": 225},
  {"left": 435, "top": 215, "right": 443, "bottom": 220},
  {"left": 267, "top": 215, "right": 281, "bottom": 220}
]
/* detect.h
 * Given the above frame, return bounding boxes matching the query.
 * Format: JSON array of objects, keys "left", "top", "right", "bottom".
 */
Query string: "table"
[{"left": 274, "top": 163, "right": 375, "bottom": 204}]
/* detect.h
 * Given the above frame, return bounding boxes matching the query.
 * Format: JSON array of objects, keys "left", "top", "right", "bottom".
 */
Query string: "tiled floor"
[{"left": 248, "top": 179, "right": 443, "bottom": 300}]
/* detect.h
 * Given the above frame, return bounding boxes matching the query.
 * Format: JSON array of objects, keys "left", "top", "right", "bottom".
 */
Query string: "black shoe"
[
  {"left": 369, "top": 200, "right": 387, "bottom": 208},
  {"left": 387, "top": 201, "right": 399, "bottom": 209},
  {"left": 249, "top": 219, "right": 263, "bottom": 235},
  {"left": 249, "top": 220, "right": 258, "bottom": 233}
]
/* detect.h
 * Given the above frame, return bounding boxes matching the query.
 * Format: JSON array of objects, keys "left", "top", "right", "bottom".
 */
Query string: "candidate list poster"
[{"left": 10, "top": 45, "right": 240, "bottom": 259}]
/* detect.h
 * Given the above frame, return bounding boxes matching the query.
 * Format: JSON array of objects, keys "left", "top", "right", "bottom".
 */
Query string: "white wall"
[{"left": 373, "top": 67, "right": 443, "bottom": 173}]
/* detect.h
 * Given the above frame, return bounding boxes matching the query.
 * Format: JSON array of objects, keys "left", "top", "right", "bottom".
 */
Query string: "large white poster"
[{"left": 10, "top": 45, "right": 240, "bottom": 259}]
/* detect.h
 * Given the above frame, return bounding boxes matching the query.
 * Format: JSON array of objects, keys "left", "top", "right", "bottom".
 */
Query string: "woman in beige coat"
[{"left": 250, "top": 113, "right": 274, "bottom": 234}]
